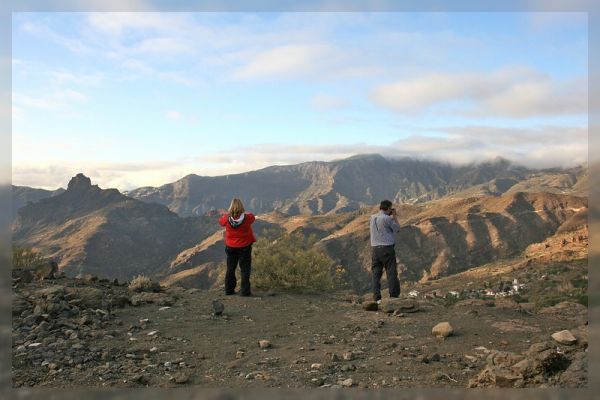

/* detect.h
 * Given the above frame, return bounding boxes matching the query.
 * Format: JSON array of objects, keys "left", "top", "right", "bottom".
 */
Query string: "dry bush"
[
  {"left": 128, "top": 275, "right": 162, "bottom": 292},
  {"left": 12, "top": 244, "right": 45, "bottom": 269}
]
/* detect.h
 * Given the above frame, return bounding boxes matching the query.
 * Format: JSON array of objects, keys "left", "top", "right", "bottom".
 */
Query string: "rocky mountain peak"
[{"left": 67, "top": 173, "right": 92, "bottom": 192}]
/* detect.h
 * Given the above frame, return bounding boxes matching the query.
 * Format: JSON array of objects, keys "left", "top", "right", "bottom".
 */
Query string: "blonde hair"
[{"left": 228, "top": 198, "right": 245, "bottom": 218}]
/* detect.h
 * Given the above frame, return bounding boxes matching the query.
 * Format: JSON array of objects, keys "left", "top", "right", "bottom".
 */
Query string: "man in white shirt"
[{"left": 369, "top": 200, "right": 401, "bottom": 302}]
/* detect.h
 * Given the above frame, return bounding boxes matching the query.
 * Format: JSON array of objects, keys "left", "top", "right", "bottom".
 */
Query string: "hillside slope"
[{"left": 12, "top": 174, "right": 218, "bottom": 281}]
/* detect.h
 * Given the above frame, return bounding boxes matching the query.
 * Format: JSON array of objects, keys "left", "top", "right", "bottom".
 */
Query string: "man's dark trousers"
[
  {"left": 371, "top": 245, "right": 400, "bottom": 301},
  {"left": 225, "top": 245, "right": 252, "bottom": 296}
]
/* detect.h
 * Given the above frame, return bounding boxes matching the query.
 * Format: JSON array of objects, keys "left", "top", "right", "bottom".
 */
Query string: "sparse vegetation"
[
  {"left": 12, "top": 244, "right": 45, "bottom": 269},
  {"left": 128, "top": 275, "right": 162, "bottom": 292},
  {"left": 251, "top": 232, "right": 343, "bottom": 293}
]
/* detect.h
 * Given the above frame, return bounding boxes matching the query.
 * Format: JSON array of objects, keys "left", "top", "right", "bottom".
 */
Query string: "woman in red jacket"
[{"left": 219, "top": 198, "right": 256, "bottom": 296}]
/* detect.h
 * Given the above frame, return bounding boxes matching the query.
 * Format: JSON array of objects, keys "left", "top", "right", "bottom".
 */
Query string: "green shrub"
[
  {"left": 251, "top": 232, "right": 342, "bottom": 293},
  {"left": 12, "top": 244, "right": 45, "bottom": 269}
]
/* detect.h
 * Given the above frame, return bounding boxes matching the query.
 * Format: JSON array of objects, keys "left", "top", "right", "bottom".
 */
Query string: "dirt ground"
[{"left": 13, "top": 275, "right": 587, "bottom": 389}]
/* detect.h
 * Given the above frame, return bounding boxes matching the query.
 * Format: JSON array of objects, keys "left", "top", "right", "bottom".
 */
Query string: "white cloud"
[
  {"left": 14, "top": 122, "right": 587, "bottom": 190},
  {"left": 13, "top": 89, "right": 88, "bottom": 110},
  {"left": 86, "top": 12, "right": 185, "bottom": 36},
  {"left": 232, "top": 44, "right": 332, "bottom": 80},
  {"left": 197, "top": 124, "right": 588, "bottom": 171},
  {"left": 370, "top": 67, "right": 587, "bottom": 117},
  {"left": 12, "top": 159, "right": 187, "bottom": 191},
  {"left": 20, "top": 21, "right": 92, "bottom": 54},
  {"left": 133, "top": 37, "right": 192, "bottom": 54},
  {"left": 311, "top": 94, "right": 348, "bottom": 111},
  {"left": 51, "top": 70, "right": 104, "bottom": 86}
]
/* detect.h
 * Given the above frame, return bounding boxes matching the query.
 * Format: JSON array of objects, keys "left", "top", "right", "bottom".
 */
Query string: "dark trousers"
[
  {"left": 225, "top": 245, "right": 252, "bottom": 295},
  {"left": 371, "top": 245, "right": 400, "bottom": 301}
]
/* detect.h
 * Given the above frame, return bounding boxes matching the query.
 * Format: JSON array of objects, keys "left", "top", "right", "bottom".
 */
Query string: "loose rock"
[
  {"left": 432, "top": 322, "right": 454, "bottom": 338},
  {"left": 551, "top": 330, "right": 577, "bottom": 345}
]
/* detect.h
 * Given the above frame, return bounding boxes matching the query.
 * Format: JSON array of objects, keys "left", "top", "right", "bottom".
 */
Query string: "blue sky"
[{"left": 12, "top": 12, "right": 588, "bottom": 190}]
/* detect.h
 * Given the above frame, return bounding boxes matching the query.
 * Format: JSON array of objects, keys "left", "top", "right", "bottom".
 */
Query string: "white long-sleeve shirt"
[{"left": 369, "top": 211, "right": 401, "bottom": 246}]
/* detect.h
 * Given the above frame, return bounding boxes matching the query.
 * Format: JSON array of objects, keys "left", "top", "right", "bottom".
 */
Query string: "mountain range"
[
  {"left": 12, "top": 155, "right": 588, "bottom": 288},
  {"left": 123, "top": 155, "right": 587, "bottom": 217}
]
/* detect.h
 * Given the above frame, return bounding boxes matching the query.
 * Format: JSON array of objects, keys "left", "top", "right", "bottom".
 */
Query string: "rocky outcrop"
[{"left": 468, "top": 337, "right": 587, "bottom": 388}]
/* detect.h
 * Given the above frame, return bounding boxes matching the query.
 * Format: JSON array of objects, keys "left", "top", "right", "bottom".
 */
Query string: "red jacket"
[{"left": 219, "top": 212, "right": 257, "bottom": 248}]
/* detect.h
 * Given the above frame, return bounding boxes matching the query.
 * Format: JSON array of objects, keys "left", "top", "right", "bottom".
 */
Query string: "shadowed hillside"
[
  {"left": 12, "top": 185, "right": 64, "bottom": 220},
  {"left": 12, "top": 174, "right": 219, "bottom": 281}
]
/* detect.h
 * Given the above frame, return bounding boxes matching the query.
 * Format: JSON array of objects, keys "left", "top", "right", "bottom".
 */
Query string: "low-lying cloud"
[
  {"left": 13, "top": 123, "right": 587, "bottom": 191},
  {"left": 371, "top": 67, "right": 587, "bottom": 118}
]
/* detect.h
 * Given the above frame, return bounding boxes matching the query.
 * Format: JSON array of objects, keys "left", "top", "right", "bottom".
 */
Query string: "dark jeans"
[
  {"left": 225, "top": 244, "right": 252, "bottom": 296},
  {"left": 371, "top": 245, "right": 400, "bottom": 301}
]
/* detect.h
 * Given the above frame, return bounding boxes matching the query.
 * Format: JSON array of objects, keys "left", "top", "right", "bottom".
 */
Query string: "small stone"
[
  {"left": 340, "top": 378, "right": 354, "bottom": 387},
  {"left": 236, "top": 350, "right": 245, "bottom": 359},
  {"left": 258, "top": 340, "right": 271, "bottom": 349},
  {"left": 551, "top": 330, "right": 577, "bottom": 345},
  {"left": 362, "top": 302, "right": 378, "bottom": 311},
  {"left": 149, "top": 347, "right": 158, "bottom": 353},
  {"left": 158, "top": 306, "right": 171, "bottom": 311},
  {"left": 147, "top": 331, "right": 158, "bottom": 336},
  {"left": 398, "top": 298, "right": 419, "bottom": 312},
  {"left": 343, "top": 351, "right": 354, "bottom": 361},
  {"left": 432, "top": 322, "right": 454, "bottom": 338},
  {"left": 212, "top": 299, "right": 224, "bottom": 316},
  {"left": 173, "top": 372, "right": 189, "bottom": 384},
  {"left": 311, "top": 363, "right": 323, "bottom": 369},
  {"left": 311, "top": 377, "right": 324, "bottom": 386}
]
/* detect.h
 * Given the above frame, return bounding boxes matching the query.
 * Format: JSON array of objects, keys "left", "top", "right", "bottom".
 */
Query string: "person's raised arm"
[
  {"left": 389, "top": 209, "right": 401, "bottom": 233},
  {"left": 218, "top": 214, "right": 228, "bottom": 226},
  {"left": 246, "top": 212, "right": 256, "bottom": 224}
]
